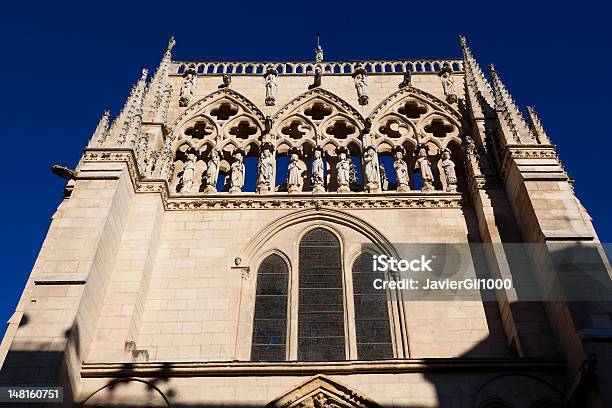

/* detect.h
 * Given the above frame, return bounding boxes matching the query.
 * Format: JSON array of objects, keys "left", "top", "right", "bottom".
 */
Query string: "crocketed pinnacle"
[
  {"left": 489, "top": 63, "right": 536, "bottom": 144},
  {"left": 458, "top": 35, "right": 495, "bottom": 119},
  {"left": 143, "top": 37, "right": 176, "bottom": 123}
]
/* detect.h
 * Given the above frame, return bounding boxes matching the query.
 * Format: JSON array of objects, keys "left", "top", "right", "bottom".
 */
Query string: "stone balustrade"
[{"left": 171, "top": 59, "right": 464, "bottom": 76}]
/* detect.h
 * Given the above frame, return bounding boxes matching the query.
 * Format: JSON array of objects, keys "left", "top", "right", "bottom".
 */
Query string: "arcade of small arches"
[{"left": 167, "top": 88, "right": 468, "bottom": 195}]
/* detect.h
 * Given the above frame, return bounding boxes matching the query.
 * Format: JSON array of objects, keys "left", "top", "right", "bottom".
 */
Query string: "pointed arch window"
[
  {"left": 251, "top": 254, "right": 289, "bottom": 361},
  {"left": 298, "top": 228, "right": 346, "bottom": 361},
  {"left": 352, "top": 252, "right": 394, "bottom": 359}
]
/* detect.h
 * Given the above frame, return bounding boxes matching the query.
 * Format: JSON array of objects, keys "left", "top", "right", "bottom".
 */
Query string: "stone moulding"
[
  {"left": 80, "top": 358, "right": 563, "bottom": 378},
  {"left": 500, "top": 144, "right": 560, "bottom": 179},
  {"left": 83, "top": 148, "right": 469, "bottom": 211}
]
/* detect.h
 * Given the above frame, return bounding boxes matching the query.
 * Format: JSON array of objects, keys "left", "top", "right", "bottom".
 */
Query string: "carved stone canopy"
[{"left": 265, "top": 375, "right": 381, "bottom": 408}]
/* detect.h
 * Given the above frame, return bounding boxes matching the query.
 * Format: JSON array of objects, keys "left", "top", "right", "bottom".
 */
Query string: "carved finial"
[
  {"left": 167, "top": 36, "right": 176, "bottom": 53},
  {"left": 458, "top": 34, "right": 467, "bottom": 47},
  {"left": 315, "top": 32, "right": 324, "bottom": 62},
  {"left": 141, "top": 68, "right": 148, "bottom": 80}
]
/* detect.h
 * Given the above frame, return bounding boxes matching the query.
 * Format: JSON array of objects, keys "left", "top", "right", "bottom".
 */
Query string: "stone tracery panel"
[{"left": 164, "top": 89, "right": 265, "bottom": 191}]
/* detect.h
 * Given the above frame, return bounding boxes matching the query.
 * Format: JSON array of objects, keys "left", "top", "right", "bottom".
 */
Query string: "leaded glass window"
[
  {"left": 298, "top": 228, "right": 346, "bottom": 361},
  {"left": 352, "top": 252, "right": 394, "bottom": 359},
  {"left": 251, "top": 254, "right": 288, "bottom": 361}
]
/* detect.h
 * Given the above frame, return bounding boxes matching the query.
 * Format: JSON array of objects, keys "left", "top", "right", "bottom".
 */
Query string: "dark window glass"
[
  {"left": 352, "top": 253, "right": 394, "bottom": 359},
  {"left": 251, "top": 254, "right": 288, "bottom": 361},
  {"left": 298, "top": 228, "right": 346, "bottom": 361}
]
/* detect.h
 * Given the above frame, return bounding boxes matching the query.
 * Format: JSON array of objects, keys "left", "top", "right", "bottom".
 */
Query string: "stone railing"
[{"left": 171, "top": 59, "right": 463, "bottom": 76}]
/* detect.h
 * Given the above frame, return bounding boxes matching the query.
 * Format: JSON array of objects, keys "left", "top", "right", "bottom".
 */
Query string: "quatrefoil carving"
[
  {"left": 184, "top": 121, "right": 214, "bottom": 140},
  {"left": 424, "top": 118, "right": 454, "bottom": 138},
  {"left": 304, "top": 102, "right": 333, "bottom": 120},
  {"left": 398, "top": 100, "right": 427, "bottom": 119},
  {"left": 210, "top": 102, "right": 239, "bottom": 121}
]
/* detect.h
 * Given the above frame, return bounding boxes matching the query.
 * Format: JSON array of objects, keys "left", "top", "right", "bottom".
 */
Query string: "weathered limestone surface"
[{"left": 1, "top": 37, "right": 610, "bottom": 408}]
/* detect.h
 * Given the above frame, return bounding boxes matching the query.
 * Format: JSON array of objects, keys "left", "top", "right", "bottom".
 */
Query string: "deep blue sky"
[{"left": 1, "top": 1, "right": 610, "bottom": 333}]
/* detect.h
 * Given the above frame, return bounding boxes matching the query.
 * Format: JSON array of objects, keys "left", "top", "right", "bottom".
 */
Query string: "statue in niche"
[
  {"left": 287, "top": 153, "right": 301, "bottom": 193},
  {"left": 363, "top": 146, "right": 381, "bottom": 192},
  {"left": 394, "top": 149, "right": 410, "bottom": 192},
  {"left": 399, "top": 71, "right": 412, "bottom": 89},
  {"left": 257, "top": 147, "right": 275, "bottom": 193},
  {"left": 464, "top": 135, "right": 477, "bottom": 157},
  {"left": 229, "top": 150, "right": 245, "bottom": 193},
  {"left": 311, "top": 147, "right": 325, "bottom": 193},
  {"left": 353, "top": 65, "right": 369, "bottom": 105},
  {"left": 264, "top": 68, "right": 278, "bottom": 106},
  {"left": 439, "top": 67, "right": 458, "bottom": 104},
  {"left": 336, "top": 151, "right": 351, "bottom": 192},
  {"left": 179, "top": 67, "right": 197, "bottom": 107},
  {"left": 380, "top": 165, "right": 389, "bottom": 191},
  {"left": 415, "top": 147, "right": 435, "bottom": 191},
  {"left": 219, "top": 74, "right": 231, "bottom": 88},
  {"left": 309, "top": 66, "right": 322, "bottom": 90},
  {"left": 204, "top": 148, "right": 220, "bottom": 193},
  {"left": 441, "top": 148, "right": 458, "bottom": 192},
  {"left": 181, "top": 153, "right": 197, "bottom": 193}
]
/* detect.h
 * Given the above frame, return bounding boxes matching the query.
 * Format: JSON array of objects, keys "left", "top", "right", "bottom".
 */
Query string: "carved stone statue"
[
  {"left": 219, "top": 74, "right": 231, "bottom": 88},
  {"left": 336, "top": 152, "right": 351, "bottom": 192},
  {"left": 363, "top": 146, "right": 381, "bottom": 192},
  {"left": 181, "top": 153, "right": 197, "bottom": 193},
  {"left": 257, "top": 148, "right": 275, "bottom": 193},
  {"left": 441, "top": 149, "right": 458, "bottom": 192},
  {"left": 439, "top": 67, "right": 458, "bottom": 104},
  {"left": 399, "top": 72, "right": 412, "bottom": 89},
  {"left": 464, "top": 135, "right": 476, "bottom": 156},
  {"left": 315, "top": 46, "right": 324, "bottom": 63},
  {"left": 309, "top": 66, "right": 322, "bottom": 90},
  {"left": 229, "top": 151, "right": 245, "bottom": 193},
  {"left": 179, "top": 67, "right": 197, "bottom": 107},
  {"left": 204, "top": 148, "right": 220, "bottom": 193},
  {"left": 264, "top": 68, "right": 278, "bottom": 106},
  {"left": 394, "top": 150, "right": 410, "bottom": 192},
  {"left": 415, "top": 147, "right": 435, "bottom": 191},
  {"left": 353, "top": 66, "right": 369, "bottom": 105},
  {"left": 311, "top": 148, "right": 325, "bottom": 193},
  {"left": 287, "top": 153, "right": 301, "bottom": 193}
]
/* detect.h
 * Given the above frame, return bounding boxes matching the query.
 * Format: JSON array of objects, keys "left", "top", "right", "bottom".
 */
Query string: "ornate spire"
[
  {"left": 526, "top": 106, "right": 551, "bottom": 145},
  {"left": 458, "top": 35, "right": 495, "bottom": 119},
  {"left": 89, "top": 110, "right": 110, "bottom": 146},
  {"left": 143, "top": 37, "right": 175, "bottom": 123},
  {"left": 109, "top": 68, "right": 148, "bottom": 145},
  {"left": 489, "top": 64, "right": 536, "bottom": 144}
]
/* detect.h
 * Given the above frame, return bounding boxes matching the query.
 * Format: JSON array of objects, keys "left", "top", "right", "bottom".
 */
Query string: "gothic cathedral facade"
[{"left": 1, "top": 37, "right": 611, "bottom": 407}]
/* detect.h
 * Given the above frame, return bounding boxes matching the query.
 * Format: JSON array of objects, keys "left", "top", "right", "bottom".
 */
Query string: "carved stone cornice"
[
  {"left": 82, "top": 148, "right": 469, "bottom": 211},
  {"left": 80, "top": 357, "right": 563, "bottom": 378},
  {"left": 163, "top": 194, "right": 466, "bottom": 211},
  {"left": 500, "top": 144, "right": 559, "bottom": 180}
]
